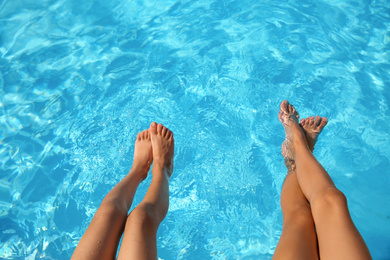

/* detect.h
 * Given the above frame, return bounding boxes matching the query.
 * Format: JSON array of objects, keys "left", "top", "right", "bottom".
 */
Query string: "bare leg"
[
  {"left": 117, "top": 122, "right": 174, "bottom": 260},
  {"left": 278, "top": 100, "right": 372, "bottom": 260},
  {"left": 273, "top": 113, "right": 326, "bottom": 260},
  {"left": 72, "top": 130, "right": 153, "bottom": 260},
  {"left": 272, "top": 162, "right": 319, "bottom": 260}
]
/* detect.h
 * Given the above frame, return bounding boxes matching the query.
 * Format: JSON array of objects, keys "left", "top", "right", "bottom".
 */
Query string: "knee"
[
  {"left": 283, "top": 205, "right": 314, "bottom": 228},
  {"left": 312, "top": 188, "right": 348, "bottom": 217},
  {"left": 99, "top": 198, "right": 128, "bottom": 216},
  {"left": 93, "top": 200, "right": 128, "bottom": 225},
  {"left": 127, "top": 203, "right": 164, "bottom": 230}
]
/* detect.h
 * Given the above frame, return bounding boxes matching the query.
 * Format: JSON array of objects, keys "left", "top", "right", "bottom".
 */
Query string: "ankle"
[
  {"left": 291, "top": 126, "right": 309, "bottom": 150},
  {"left": 129, "top": 165, "right": 149, "bottom": 180},
  {"left": 152, "top": 166, "right": 170, "bottom": 179}
]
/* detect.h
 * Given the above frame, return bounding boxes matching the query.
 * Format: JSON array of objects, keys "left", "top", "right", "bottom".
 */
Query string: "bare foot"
[
  {"left": 278, "top": 100, "right": 307, "bottom": 161},
  {"left": 280, "top": 101, "right": 328, "bottom": 173},
  {"left": 132, "top": 130, "right": 153, "bottom": 180},
  {"left": 300, "top": 116, "right": 328, "bottom": 151},
  {"left": 149, "top": 122, "right": 174, "bottom": 177},
  {"left": 278, "top": 100, "right": 300, "bottom": 128}
]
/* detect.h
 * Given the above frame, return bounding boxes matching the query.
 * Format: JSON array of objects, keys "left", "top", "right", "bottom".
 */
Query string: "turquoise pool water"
[{"left": 1, "top": 0, "right": 389, "bottom": 259}]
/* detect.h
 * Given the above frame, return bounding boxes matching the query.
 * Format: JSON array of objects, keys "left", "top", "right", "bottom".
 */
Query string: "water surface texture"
[{"left": 1, "top": 0, "right": 390, "bottom": 259}]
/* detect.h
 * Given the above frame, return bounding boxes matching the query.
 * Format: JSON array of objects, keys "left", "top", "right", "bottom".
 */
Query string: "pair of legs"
[
  {"left": 71, "top": 122, "right": 174, "bottom": 260},
  {"left": 273, "top": 101, "right": 371, "bottom": 260}
]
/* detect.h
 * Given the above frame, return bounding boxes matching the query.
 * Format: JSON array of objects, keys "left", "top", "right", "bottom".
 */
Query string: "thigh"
[
  {"left": 273, "top": 209, "right": 319, "bottom": 260},
  {"left": 312, "top": 189, "right": 371, "bottom": 260},
  {"left": 71, "top": 203, "right": 127, "bottom": 260}
]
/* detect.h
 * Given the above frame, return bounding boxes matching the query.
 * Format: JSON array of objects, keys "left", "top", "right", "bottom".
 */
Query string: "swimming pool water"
[{"left": 1, "top": 0, "right": 389, "bottom": 259}]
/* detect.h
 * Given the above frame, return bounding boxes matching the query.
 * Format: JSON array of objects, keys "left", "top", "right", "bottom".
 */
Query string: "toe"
[
  {"left": 300, "top": 118, "right": 306, "bottom": 125},
  {"left": 287, "top": 101, "right": 298, "bottom": 119},
  {"left": 150, "top": 122, "right": 157, "bottom": 134},
  {"left": 295, "top": 110, "right": 299, "bottom": 120},
  {"left": 165, "top": 128, "right": 172, "bottom": 138},
  {"left": 288, "top": 104, "right": 294, "bottom": 114},
  {"left": 308, "top": 116, "right": 314, "bottom": 125},
  {"left": 320, "top": 117, "right": 328, "bottom": 127},
  {"left": 314, "top": 116, "right": 321, "bottom": 126},
  {"left": 157, "top": 123, "right": 163, "bottom": 134},
  {"left": 281, "top": 100, "right": 289, "bottom": 113},
  {"left": 161, "top": 126, "right": 167, "bottom": 136},
  {"left": 145, "top": 130, "right": 150, "bottom": 139}
]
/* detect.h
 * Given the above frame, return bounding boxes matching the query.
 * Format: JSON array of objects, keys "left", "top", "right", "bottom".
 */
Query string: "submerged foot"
[
  {"left": 133, "top": 130, "right": 153, "bottom": 180},
  {"left": 278, "top": 100, "right": 306, "bottom": 162},
  {"left": 300, "top": 116, "right": 328, "bottom": 151},
  {"left": 149, "top": 122, "right": 174, "bottom": 177},
  {"left": 278, "top": 100, "right": 300, "bottom": 128}
]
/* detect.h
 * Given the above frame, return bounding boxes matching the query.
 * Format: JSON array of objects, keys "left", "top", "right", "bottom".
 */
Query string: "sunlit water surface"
[{"left": 0, "top": 0, "right": 389, "bottom": 259}]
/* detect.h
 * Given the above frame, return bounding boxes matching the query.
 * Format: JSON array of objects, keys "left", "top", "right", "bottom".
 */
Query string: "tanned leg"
[
  {"left": 117, "top": 122, "right": 174, "bottom": 260},
  {"left": 272, "top": 161, "right": 319, "bottom": 260},
  {"left": 273, "top": 110, "right": 327, "bottom": 260},
  {"left": 278, "top": 100, "right": 371, "bottom": 260},
  {"left": 71, "top": 130, "right": 153, "bottom": 260}
]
